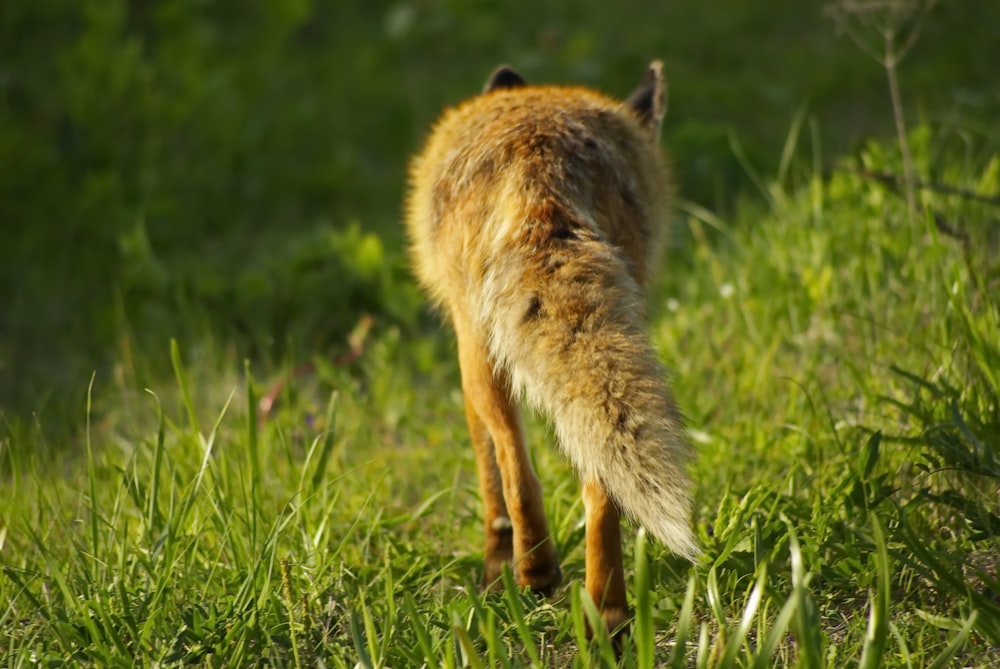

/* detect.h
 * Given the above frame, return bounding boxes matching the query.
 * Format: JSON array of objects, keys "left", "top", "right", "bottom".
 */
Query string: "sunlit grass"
[{"left": 2, "top": 128, "right": 997, "bottom": 666}]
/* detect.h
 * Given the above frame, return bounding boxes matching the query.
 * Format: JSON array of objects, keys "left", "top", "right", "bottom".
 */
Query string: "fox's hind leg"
[
  {"left": 455, "top": 318, "right": 562, "bottom": 595},
  {"left": 582, "top": 477, "right": 629, "bottom": 636},
  {"left": 462, "top": 394, "right": 513, "bottom": 589}
]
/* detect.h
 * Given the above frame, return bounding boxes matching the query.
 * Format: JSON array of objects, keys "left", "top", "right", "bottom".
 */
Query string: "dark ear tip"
[{"left": 484, "top": 65, "right": 526, "bottom": 93}]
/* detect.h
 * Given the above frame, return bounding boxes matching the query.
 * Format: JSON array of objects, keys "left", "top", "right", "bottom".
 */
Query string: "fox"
[{"left": 405, "top": 61, "right": 698, "bottom": 636}]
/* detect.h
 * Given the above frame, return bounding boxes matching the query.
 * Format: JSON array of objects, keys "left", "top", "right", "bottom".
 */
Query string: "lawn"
[{"left": 2, "top": 1, "right": 998, "bottom": 666}]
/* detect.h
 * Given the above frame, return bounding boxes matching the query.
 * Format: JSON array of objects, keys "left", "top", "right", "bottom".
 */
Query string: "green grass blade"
[
  {"left": 379, "top": 552, "right": 396, "bottom": 663},
  {"left": 244, "top": 359, "right": 260, "bottom": 488},
  {"left": 401, "top": 592, "right": 437, "bottom": 665},
  {"left": 667, "top": 573, "right": 697, "bottom": 669},
  {"left": 170, "top": 338, "right": 200, "bottom": 436},
  {"left": 705, "top": 565, "right": 726, "bottom": 628},
  {"left": 860, "top": 430, "right": 882, "bottom": 481},
  {"left": 452, "top": 608, "right": 485, "bottom": 669},
  {"left": 889, "top": 622, "right": 913, "bottom": 669},
  {"left": 751, "top": 592, "right": 797, "bottom": 669},
  {"left": 500, "top": 566, "right": 542, "bottom": 666},
  {"left": 728, "top": 128, "right": 772, "bottom": 206},
  {"left": 85, "top": 372, "right": 100, "bottom": 582},
  {"left": 350, "top": 607, "right": 374, "bottom": 669},
  {"left": 280, "top": 558, "right": 303, "bottom": 669},
  {"left": 577, "top": 585, "right": 618, "bottom": 668},
  {"left": 309, "top": 391, "right": 339, "bottom": 493},
  {"left": 144, "top": 389, "right": 166, "bottom": 534},
  {"left": 362, "top": 596, "right": 381, "bottom": 668},
  {"left": 858, "top": 512, "right": 890, "bottom": 669},
  {"left": 717, "top": 564, "right": 767, "bottom": 669},
  {"left": 694, "top": 623, "right": 710, "bottom": 669},
  {"left": 777, "top": 103, "right": 808, "bottom": 189},
  {"left": 925, "top": 611, "right": 977, "bottom": 669},
  {"left": 786, "top": 517, "right": 821, "bottom": 669},
  {"left": 570, "top": 583, "right": 594, "bottom": 666},
  {"left": 634, "top": 527, "right": 654, "bottom": 669}
]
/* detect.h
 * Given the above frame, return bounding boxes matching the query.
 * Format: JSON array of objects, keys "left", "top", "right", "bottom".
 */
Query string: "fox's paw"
[
  {"left": 585, "top": 605, "right": 631, "bottom": 650},
  {"left": 601, "top": 606, "right": 631, "bottom": 639},
  {"left": 515, "top": 543, "right": 563, "bottom": 597},
  {"left": 483, "top": 554, "right": 512, "bottom": 593},
  {"left": 483, "top": 549, "right": 562, "bottom": 596},
  {"left": 483, "top": 556, "right": 561, "bottom": 596},
  {"left": 482, "top": 519, "right": 515, "bottom": 592},
  {"left": 516, "top": 562, "right": 563, "bottom": 597}
]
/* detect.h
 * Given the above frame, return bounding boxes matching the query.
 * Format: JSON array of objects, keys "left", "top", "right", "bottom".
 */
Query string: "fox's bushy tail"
[{"left": 477, "top": 202, "right": 698, "bottom": 561}]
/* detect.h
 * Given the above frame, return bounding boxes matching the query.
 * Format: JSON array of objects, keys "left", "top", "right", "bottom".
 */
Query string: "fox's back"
[{"left": 406, "top": 83, "right": 671, "bottom": 309}]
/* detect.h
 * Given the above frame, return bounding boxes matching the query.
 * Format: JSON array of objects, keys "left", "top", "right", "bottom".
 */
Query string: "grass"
[
  {"left": 2, "top": 2, "right": 999, "bottom": 665},
  {"left": 2, "top": 120, "right": 998, "bottom": 666}
]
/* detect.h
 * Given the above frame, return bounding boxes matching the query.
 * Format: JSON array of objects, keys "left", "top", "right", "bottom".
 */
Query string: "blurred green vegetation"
[
  {"left": 2, "top": 3, "right": 998, "bottom": 663},
  {"left": 2, "top": 0, "right": 998, "bottom": 422}
]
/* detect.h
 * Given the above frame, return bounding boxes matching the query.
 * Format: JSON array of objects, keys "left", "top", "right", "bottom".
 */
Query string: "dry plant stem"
[
  {"left": 258, "top": 314, "right": 374, "bottom": 422},
  {"left": 825, "top": 0, "right": 942, "bottom": 222},
  {"left": 883, "top": 33, "right": 916, "bottom": 219}
]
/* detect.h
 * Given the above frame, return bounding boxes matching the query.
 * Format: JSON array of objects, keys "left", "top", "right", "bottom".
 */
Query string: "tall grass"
[{"left": 2, "top": 122, "right": 996, "bottom": 666}]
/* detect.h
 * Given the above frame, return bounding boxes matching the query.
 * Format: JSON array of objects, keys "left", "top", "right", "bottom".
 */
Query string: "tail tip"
[{"left": 649, "top": 519, "right": 701, "bottom": 563}]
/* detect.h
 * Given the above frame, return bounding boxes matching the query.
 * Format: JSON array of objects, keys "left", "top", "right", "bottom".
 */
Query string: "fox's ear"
[
  {"left": 625, "top": 60, "right": 666, "bottom": 137},
  {"left": 483, "top": 65, "right": 526, "bottom": 93}
]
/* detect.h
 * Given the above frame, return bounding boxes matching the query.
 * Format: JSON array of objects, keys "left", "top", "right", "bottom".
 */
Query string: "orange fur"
[{"left": 405, "top": 62, "right": 697, "bottom": 636}]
